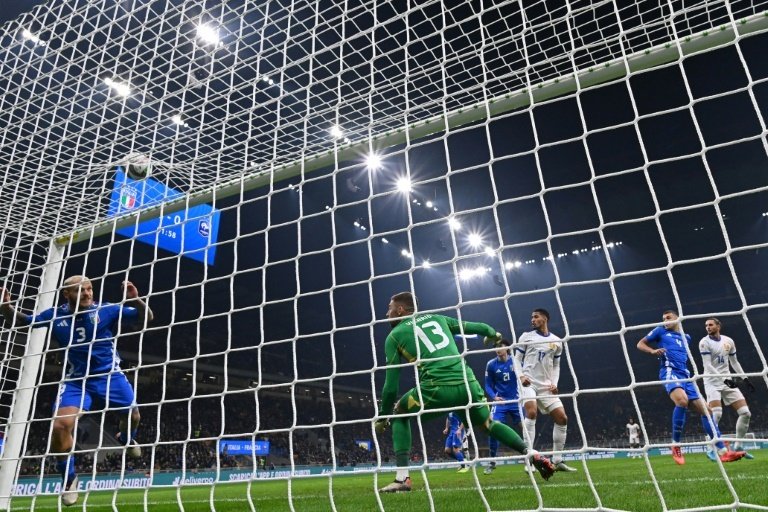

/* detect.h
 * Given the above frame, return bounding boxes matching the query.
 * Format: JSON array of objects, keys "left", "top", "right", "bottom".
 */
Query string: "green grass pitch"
[{"left": 10, "top": 454, "right": 767, "bottom": 511}]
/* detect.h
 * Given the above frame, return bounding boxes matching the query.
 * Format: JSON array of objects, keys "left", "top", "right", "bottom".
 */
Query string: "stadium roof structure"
[{"left": 0, "top": 0, "right": 767, "bottom": 241}]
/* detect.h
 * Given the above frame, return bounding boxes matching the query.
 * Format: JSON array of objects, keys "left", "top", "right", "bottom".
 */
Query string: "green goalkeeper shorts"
[{"left": 395, "top": 379, "right": 490, "bottom": 427}]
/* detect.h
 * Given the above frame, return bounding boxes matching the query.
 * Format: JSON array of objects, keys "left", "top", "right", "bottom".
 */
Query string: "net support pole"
[{"left": 0, "top": 240, "right": 64, "bottom": 511}]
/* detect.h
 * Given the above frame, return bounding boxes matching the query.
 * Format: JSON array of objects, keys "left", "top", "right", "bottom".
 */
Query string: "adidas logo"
[
  {"left": 56, "top": 320, "right": 69, "bottom": 327},
  {"left": 495, "top": 369, "right": 502, "bottom": 373}
]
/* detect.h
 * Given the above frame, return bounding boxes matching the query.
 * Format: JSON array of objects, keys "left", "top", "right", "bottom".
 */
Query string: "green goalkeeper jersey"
[{"left": 379, "top": 313, "right": 496, "bottom": 415}]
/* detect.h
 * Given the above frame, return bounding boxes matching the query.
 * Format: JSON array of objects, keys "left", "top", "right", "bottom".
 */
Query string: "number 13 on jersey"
[{"left": 415, "top": 321, "right": 451, "bottom": 354}]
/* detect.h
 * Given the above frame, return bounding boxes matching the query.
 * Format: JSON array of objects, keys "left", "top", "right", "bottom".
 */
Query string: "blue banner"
[
  {"left": 218, "top": 440, "right": 270, "bottom": 456},
  {"left": 107, "top": 168, "right": 221, "bottom": 265}
]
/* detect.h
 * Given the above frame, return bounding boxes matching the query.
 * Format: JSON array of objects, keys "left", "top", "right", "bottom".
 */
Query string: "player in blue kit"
[
  {"left": 1, "top": 276, "right": 153, "bottom": 506},
  {"left": 442, "top": 412, "right": 469, "bottom": 472},
  {"left": 636, "top": 310, "right": 744, "bottom": 465},
  {"left": 483, "top": 339, "right": 521, "bottom": 474}
]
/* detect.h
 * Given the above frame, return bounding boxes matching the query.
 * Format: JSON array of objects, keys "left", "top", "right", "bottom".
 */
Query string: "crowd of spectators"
[{"left": 14, "top": 366, "right": 766, "bottom": 477}]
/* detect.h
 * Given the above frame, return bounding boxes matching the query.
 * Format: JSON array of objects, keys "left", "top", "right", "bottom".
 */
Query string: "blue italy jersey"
[
  {"left": 446, "top": 412, "right": 462, "bottom": 433},
  {"left": 645, "top": 325, "right": 691, "bottom": 375},
  {"left": 484, "top": 357, "right": 518, "bottom": 401},
  {"left": 26, "top": 302, "right": 138, "bottom": 378}
]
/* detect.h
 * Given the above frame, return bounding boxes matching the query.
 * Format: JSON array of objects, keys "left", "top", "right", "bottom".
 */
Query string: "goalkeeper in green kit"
[{"left": 375, "top": 292, "right": 555, "bottom": 492}]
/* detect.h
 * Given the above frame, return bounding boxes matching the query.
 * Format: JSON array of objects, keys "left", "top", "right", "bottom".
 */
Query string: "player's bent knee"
[{"left": 737, "top": 406, "right": 751, "bottom": 418}]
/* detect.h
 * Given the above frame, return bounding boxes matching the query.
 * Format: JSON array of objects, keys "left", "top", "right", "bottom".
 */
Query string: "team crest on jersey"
[
  {"left": 549, "top": 342, "right": 558, "bottom": 351},
  {"left": 90, "top": 312, "right": 99, "bottom": 324},
  {"left": 723, "top": 341, "right": 732, "bottom": 352}
]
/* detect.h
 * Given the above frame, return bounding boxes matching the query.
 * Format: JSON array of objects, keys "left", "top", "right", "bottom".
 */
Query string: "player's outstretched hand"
[
  {"left": 483, "top": 332, "right": 502, "bottom": 347},
  {"left": 374, "top": 419, "right": 390, "bottom": 435},
  {"left": 122, "top": 281, "right": 139, "bottom": 300},
  {"left": 724, "top": 377, "right": 741, "bottom": 389}
]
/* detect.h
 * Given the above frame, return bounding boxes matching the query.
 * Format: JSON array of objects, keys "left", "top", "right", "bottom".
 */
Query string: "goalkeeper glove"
[
  {"left": 483, "top": 332, "right": 502, "bottom": 347},
  {"left": 374, "top": 419, "right": 390, "bottom": 434},
  {"left": 723, "top": 377, "right": 742, "bottom": 389}
]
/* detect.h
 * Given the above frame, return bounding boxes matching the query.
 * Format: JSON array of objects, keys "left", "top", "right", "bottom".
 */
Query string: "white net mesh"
[{"left": 1, "top": 0, "right": 767, "bottom": 510}]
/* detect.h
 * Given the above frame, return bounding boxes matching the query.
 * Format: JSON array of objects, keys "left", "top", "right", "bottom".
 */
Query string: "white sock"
[
  {"left": 711, "top": 406, "right": 722, "bottom": 426},
  {"left": 552, "top": 424, "right": 567, "bottom": 464},
  {"left": 735, "top": 406, "right": 751, "bottom": 450},
  {"left": 524, "top": 418, "right": 537, "bottom": 448},
  {"left": 396, "top": 469, "right": 409, "bottom": 481}
]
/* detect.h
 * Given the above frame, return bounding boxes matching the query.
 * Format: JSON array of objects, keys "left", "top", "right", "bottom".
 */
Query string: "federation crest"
[
  {"left": 549, "top": 342, "right": 558, "bottom": 351},
  {"left": 90, "top": 312, "right": 99, "bottom": 325},
  {"left": 198, "top": 218, "right": 211, "bottom": 238},
  {"left": 723, "top": 341, "right": 732, "bottom": 352},
  {"left": 119, "top": 185, "right": 138, "bottom": 210}
]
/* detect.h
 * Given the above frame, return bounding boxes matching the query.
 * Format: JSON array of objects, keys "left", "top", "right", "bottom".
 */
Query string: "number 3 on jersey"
[{"left": 415, "top": 321, "right": 450, "bottom": 354}]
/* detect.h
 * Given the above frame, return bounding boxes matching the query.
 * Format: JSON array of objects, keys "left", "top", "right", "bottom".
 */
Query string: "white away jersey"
[
  {"left": 626, "top": 423, "right": 640, "bottom": 440},
  {"left": 514, "top": 330, "right": 562, "bottom": 388},
  {"left": 698, "top": 335, "right": 736, "bottom": 390}
]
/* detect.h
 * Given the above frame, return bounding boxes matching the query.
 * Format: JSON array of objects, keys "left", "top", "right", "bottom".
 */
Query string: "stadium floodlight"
[
  {"left": 196, "top": 24, "right": 220, "bottom": 45},
  {"left": 21, "top": 28, "right": 45, "bottom": 46},
  {"left": 103, "top": 77, "right": 130, "bottom": 97},
  {"left": 504, "top": 261, "right": 514, "bottom": 270},
  {"left": 484, "top": 246, "right": 494, "bottom": 257},
  {"left": 467, "top": 233, "right": 482, "bottom": 248},
  {"left": 395, "top": 177, "right": 412, "bottom": 193},
  {"left": 365, "top": 153, "right": 382, "bottom": 171},
  {"left": 329, "top": 125, "right": 343, "bottom": 139},
  {"left": 381, "top": 237, "right": 389, "bottom": 244},
  {"left": 448, "top": 217, "right": 461, "bottom": 231},
  {"left": 400, "top": 249, "right": 412, "bottom": 258},
  {"left": 458, "top": 268, "right": 474, "bottom": 281},
  {"left": 422, "top": 260, "right": 431, "bottom": 269},
  {"left": 171, "top": 115, "right": 188, "bottom": 127},
  {"left": 426, "top": 201, "right": 433, "bottom": 208},
  {"left": 514, "top": 261, "right": 522, "bottom": 268}
]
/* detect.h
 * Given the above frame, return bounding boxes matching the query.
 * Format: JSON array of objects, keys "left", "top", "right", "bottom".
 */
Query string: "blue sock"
[
  {"left": 56, "top": 456, "right": 76, "bottom": 481},
  {"left": 701, "top": 416, "right": 725, "bottom": 450},
  {"left": 454, "top": 449, "right": 465, "bottom": 462},
  {"left": 119, "top": 429, "right": 138, "bottom": 445},
  {"left": 672, "top": 406, "right": 687, "bottom": 443},
  {"left": 489, "top": 437, "right": 499, "bottom": 458}
]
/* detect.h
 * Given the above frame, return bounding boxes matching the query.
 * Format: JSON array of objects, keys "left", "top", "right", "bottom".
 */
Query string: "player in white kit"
[
  {"left": 514, "top": 308, "right": 576, "bottom": 473},
  {"left": 698, "top": 318, "right": 754, "bottom": 459},
  {"left": 626, "top": 418, "right": 641, "bottom": 458}
]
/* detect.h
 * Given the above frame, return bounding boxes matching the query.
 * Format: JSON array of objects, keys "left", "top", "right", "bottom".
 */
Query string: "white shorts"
[
  {"left": 705, "top": 384, "right": 745, "bottom": 406},
  {"left": 520, "top": 385, "right": 563, "bottom": 414},
  {"left": 629, "top": 435, "right": 640, "bottom": 445}
]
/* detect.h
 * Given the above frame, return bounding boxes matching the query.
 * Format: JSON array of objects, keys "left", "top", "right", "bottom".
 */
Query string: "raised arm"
[
  {"left": 0, "top": 288, "right": 32, "bottom": 328},
  {"left": 637, "top": 335, "right": 664, "bottom": 356}
]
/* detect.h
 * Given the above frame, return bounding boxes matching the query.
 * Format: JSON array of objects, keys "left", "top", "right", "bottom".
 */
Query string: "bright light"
[
  {"left": 448, "top": 218, "right": 461, "bottom": 231},
  {"left": 504, "top": 261, "right": 514, "bottom": 270},
  {"left": 459, "top": 268, "right": 474, "bottom": 281},
  {"left": 171, "top": 115, "right": 188, "bottom": 127},
  {"left": 365, "top": 153, "right": 382, "bottom": 171},
  {"left": 382, "top": 238, "right": 389, "bottom": 244},
  {"left": 353, "top": 221, "right": 360, "bottom": 227},
  {"left": 401, "top": 249, "right": 412, "bottom": 258},
  {"left": 515, "top": 261, "right": 522, "bottom": 268},
  {"left": 103, "top": 77, "right": 130, "bottom": 97},
  {"left": 396, "top": 177, "right": 412, "bottom": 193},
  {"left": 484, "top": 246, "right": 495, "bottom": 257},
  {"left": 329, "top": 125, "right": 343, "bottom": 138},
  {"left": 197, "top": 24, "right": 220, "bottom": 45},
  {"left": 21, "top": 28, "right": 44, "bottom": 46},
  {"left": 467, "top": 233, "right": 483, "bottom": 248},
  {"left": 422, "top": 260, "right": 431, "bottom": 269},
  {"left": 426, "top": 201, "right": 433, "bottom": 208},
  {"left": 606, "top": 242, "right": 615, "bottom": 248}
]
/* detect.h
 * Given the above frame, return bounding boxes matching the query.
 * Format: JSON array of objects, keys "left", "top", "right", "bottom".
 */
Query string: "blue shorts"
[
  {"left": 445, "top": 431, "right": 463, "bottom": 450},
  {"left": 55, "top": 372, "right": 136, "bottom": 411},
  {"left": 660, "top": 367, "right": 700, "bottom": 401},
  {"left": 491, "top": 403, "right": 521, "bottom": 425}
]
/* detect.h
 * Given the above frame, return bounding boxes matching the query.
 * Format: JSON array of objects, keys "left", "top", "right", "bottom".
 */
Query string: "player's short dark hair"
[
  {"left": 391, "top": 292, "right": 416, "bottom": 313},
  {"left": 706, "top": 317, "right": 721, "bottom": 327},
  {"left": 497, "top": 339, "right": 512, "bottom": 347},
  {"left": 533, "top": 308, "right": 550, "bottom": 321},
  {"left": 662, "top": 309, "right": 678, "bottom": 317}
]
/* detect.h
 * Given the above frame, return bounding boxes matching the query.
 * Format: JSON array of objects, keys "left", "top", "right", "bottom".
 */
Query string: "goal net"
[{"left": 0, "top": 0, "right": 767, "bottom": 510}]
